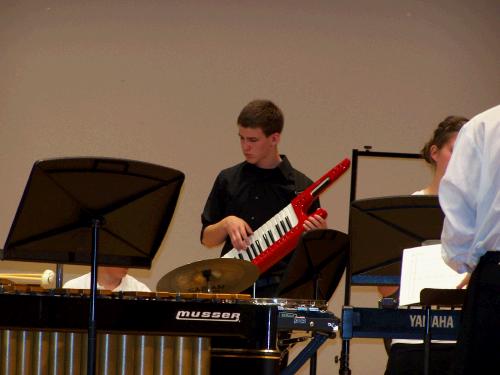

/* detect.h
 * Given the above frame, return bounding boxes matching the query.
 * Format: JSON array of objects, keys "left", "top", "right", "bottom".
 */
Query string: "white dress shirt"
[{"left": 439, "top": 105, "right": 500, "bottom": 273}]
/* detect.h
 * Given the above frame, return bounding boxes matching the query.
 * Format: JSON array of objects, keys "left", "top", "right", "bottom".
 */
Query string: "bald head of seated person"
[{"left": 63, "top": 266, "right": 151, "bottom": 292}]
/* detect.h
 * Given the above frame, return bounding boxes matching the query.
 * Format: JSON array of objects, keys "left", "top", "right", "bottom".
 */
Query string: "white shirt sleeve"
[
  {"left": 439, "top": 124, "right": 481, "bottom": 273},
  {"left": 63, "top": 272, "right": 151, "bottom": 292},
  {"left": 118, "top": 274, "right": 151, "bottom": 292},
  {"left": 63, "top": 273, "right": 91, "bottom": 289},
  {"left": 439, "top": 105, "right": 500, "bottom": 273}
]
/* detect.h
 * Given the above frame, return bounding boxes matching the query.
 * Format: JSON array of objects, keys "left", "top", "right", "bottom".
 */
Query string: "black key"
[
  {"left": 238, "top": 253, "right": 244, "bottom": 260},
  {"left": 256, "top": 240, "right": 263, "bottom": 252},
  {"left": 285, "top": 216, "right": 293, "bottom": 230},
  {"left": 268, "top": 230, "right": 275, "bottom": 243},
  {"left": 247, "top": 248, "right": 254, "bottom": 260},
  {"left": 280, "top": 220, "right": 288, "bottom": 233},
  {"left": 263, "top": 233, "right": 270, "bottom": 247},
  {"left": 275, "top": 224, "right": 283, "bottom": 237},
  {"left": 250, "top": 243, "right": 259, "bottom": 257}
]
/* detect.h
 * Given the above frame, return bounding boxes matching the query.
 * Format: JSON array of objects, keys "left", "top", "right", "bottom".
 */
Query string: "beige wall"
[{"left": 1, "top": 1, "right": 499, "bottom": 374}]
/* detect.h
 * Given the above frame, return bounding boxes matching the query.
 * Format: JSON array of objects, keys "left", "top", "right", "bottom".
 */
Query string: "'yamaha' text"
[{"left": 409, "top": 314, "right": 454, "bottom": 329}]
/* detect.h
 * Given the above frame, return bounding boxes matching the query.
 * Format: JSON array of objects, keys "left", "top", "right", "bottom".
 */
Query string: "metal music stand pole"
[
  {"left": 338, "top": 148, "right": 359, "bottom": 375},
  {"left": 309, "top": 246, "right": 319, "bottom": 375},
  {"left": 87, "top": 218, "right": 101, "bottom": 375},
  {"left": 55, "top": 264, "right": 64, "bottom": 288}
]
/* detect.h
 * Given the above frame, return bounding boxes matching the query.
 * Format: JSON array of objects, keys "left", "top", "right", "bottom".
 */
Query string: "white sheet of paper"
[{"left": 399, "top": 244, "right": 465, "bottom": 306}]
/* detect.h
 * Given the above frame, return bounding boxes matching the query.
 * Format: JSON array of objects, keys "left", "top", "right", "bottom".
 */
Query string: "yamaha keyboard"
[
  {"left": 223, "top": 158, "right": 350, "bottom": 273},
  {"left": 341, "top": 306, "right": 461, "bottom": 341}
]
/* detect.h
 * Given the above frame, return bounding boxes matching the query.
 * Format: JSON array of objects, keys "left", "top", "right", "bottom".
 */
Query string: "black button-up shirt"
[{"left": 201, "top": 155, "right": 320, "bottom": 296}]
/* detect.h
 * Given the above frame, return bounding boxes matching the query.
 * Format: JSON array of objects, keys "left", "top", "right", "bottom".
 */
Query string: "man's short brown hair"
[{"left": 237, "top": 99, "right": 284, "bottom": 136}]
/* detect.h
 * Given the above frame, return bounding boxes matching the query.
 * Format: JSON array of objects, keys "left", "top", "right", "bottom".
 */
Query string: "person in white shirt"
[
  {"left": 439, "top": 104, "right": 500, "bottom": 375},
  {"left": 381, "top": 115, "right": 468, "bottom": 375},
  {"left": 63, "top": 266, "right": 151, "bottom": 292}
]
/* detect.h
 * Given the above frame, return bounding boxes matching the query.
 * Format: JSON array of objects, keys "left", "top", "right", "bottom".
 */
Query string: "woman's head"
[{"left": 421, "top": 116, "right": 468, "bottom": 174}]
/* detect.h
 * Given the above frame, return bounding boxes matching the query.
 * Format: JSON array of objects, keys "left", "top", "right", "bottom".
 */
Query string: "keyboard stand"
[{"left": 420, "top": 288, "right": 466, "bottom": 375}]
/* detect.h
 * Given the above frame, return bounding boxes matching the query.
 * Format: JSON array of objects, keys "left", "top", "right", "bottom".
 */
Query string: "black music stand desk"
[
  {"left": 1, "top": 157, "right": 185, "bottom": 375},
  {"left": 349, "top": 195, "right": 444, "bottom": 286},
  {"left": 278, "top": 229, "right": 348, "bottom": 300},
  {"left": 340, "top": 195, "right": 447, "bottom": 375},
  {"left": 278, "top": 229, "right": 348, "bottom": 375}
]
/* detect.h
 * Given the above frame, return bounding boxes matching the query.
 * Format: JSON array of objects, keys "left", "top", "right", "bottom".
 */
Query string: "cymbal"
[{"left": 156, "top": 258, "right": 259, "bottom": 293}]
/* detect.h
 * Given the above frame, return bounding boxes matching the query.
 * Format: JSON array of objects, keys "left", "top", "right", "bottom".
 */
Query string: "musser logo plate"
[{"left": 176, "top": 310, "right": 240, "bottom": 322}]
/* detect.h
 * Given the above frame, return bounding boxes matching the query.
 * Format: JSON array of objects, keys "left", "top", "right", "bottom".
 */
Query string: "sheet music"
[{"left": 399, "top": 244, "right": 465, "bottom": 306}]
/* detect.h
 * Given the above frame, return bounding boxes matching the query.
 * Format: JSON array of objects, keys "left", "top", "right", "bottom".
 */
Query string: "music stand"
[
  {"left": 278, "top": 229, "right": 348, "bottom": 375},
  {"left": 278, "top": 229, "right": 348, "bottom": 300},
  {"left": 341, "top": 195, "right": 445, "bottom": 375},
  {"left": 1, "top": 157, "right": 185, "bottom": 375},
  {"left": 349, "top": 195, "right": 444, "bottom": 286}
]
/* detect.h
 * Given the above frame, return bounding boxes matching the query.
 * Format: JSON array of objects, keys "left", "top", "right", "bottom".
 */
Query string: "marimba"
[{"left": 0, "top": 286, "right": 338, "bottom": 375}]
